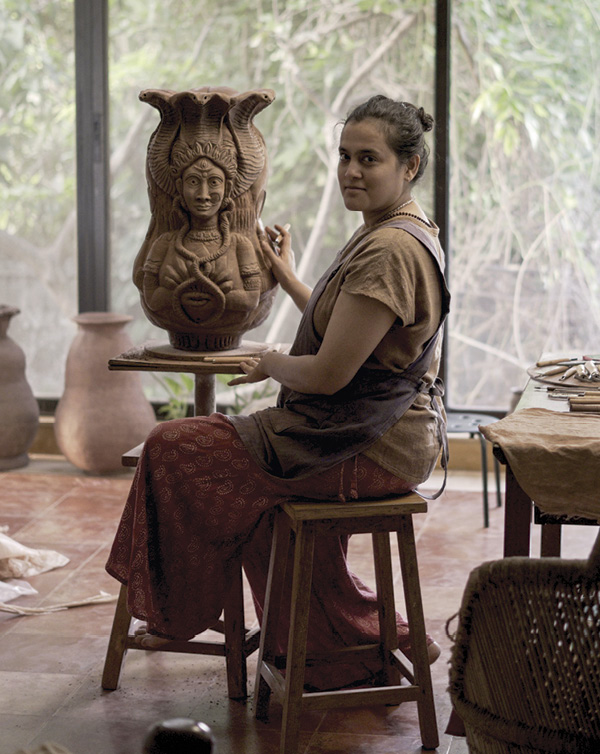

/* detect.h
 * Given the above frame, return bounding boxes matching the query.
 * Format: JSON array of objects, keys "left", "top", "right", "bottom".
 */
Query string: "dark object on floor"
[
  {"left": 449, "top": 531, "right": 600, "bottom": 753},
  {"left": 446, "top": 412, "right": 502, "bottom": 527},
  {"left": 143, "top": 719, "right": 215, "bottom": 754}
]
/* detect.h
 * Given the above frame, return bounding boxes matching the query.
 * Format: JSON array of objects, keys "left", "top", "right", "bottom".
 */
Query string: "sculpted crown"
[{"left": 141, "top": 86, "right": 275, "bottom": 200}]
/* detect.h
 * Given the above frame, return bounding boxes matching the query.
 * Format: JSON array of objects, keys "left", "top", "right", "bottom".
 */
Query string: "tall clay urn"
[
  {"left": 54, "top": 312, "right": 156, "bottom": 473},
  {"left": 0, "top": 305, "right": 40, "bottom": 470}
]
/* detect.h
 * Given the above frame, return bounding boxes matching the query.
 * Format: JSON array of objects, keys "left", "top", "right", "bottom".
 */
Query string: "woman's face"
[
  {"left": 181, "top": 158, "right": 226, "bottom": 223},
  {"left": 337, "top": 118, "right": 413, "bottom": 226}
]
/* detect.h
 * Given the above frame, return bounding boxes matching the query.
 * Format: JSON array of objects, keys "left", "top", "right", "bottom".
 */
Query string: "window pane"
[
  {"left": 0, "top": 1, "right": 77, "bottom": 399},
  {"left": 108, "top": 0, "right": 436, "bottom": 400},
  {"left": 449, "top": 0, "right": 600, "bottom": 409}
]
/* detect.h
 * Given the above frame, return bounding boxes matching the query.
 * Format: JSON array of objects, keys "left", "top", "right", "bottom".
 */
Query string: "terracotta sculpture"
[{"left": 133, "top": 86, "right": 277, "bottom": 351}]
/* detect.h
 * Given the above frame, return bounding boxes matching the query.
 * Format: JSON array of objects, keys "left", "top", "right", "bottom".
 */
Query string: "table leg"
[
  {"left": 504, "top": 464, "right": 532, "bottom": 556},
  {"left": 540, "top": 523, "right": 562, "bottom": 557},
  {"left": 194, "top": 374, "right": 216, "bottom": 416}
]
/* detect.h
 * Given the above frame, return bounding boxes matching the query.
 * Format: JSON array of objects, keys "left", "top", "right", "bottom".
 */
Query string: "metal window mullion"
[
  {"left": 74, "top": 0, "right": 110, "bottom": 313},
  {"left": 434, "top": 0, "right": 451, "bottom": 399}
]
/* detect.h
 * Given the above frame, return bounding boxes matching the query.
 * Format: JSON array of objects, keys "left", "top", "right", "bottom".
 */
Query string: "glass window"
[
  {"left": 449, "top": 0, "right": 600, "bottom": 409},
  {"left": 0, "top": 1, "right": 77, "bottom": 399},
  {"left": 13, "top": 1, "right": 595, "bottom": 414}
]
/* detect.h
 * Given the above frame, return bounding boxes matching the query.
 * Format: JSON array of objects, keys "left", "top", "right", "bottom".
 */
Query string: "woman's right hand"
[
  {"left": 260, "top": 224, "right": 296, "bottom": 287},
  {"left": 259, "top": 223, "right": 312, "bottom": 312}
]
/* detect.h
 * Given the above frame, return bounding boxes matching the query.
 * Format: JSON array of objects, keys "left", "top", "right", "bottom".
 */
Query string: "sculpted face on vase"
[
  {"left": 140, "top": 146, "right": 264, "bottom": 346},
  {"left": 177, "top": 157, "right": 228, "bottom": 230}
]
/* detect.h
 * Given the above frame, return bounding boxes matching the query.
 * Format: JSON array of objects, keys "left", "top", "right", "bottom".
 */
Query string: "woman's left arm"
[{"left": 228, "top": 291, "right": 396, "bottom": 394}]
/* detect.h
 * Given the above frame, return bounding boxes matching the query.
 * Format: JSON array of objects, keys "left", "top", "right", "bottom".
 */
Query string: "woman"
[{"left": 106, "top": 95, "right": 450, "bottom": 690}]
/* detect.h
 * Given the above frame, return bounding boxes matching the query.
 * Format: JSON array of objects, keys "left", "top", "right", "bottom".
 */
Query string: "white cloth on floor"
[
  {"left": 0, "top": 578, "right": 37, "bottom": 603},
  {"left": 0, "top": 527, "right": 69, "bottom": 579}
]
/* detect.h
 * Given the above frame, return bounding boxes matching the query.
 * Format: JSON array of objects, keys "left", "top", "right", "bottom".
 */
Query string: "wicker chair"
[{"left": 448, "top": 532, "right": 600, "bottom": 753}]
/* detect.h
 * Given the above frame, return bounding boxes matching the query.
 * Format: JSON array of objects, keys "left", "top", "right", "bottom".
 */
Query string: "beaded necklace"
[
  {"left": 377, "top": 198, "right": 413, "bottom": 224},
  {"left": 377, "top": 200, "right": 432, "bottom": 228}
]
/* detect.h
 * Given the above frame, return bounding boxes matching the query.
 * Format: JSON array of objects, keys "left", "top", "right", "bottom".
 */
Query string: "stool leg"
[
  {"left": 280, "top": 521, "right": 315, "bottom": 754},
  {"left": 372, "top": 532, "right": 401, "bottom": 686},
  {"left": 102, "top": 583, "right": 132, "bottom": 690},
  {"left": 395, "top": 517, "right": 439, "bottom": 750},
  {"left": 254, "top": 512, "right": 292, "bottom": 721},
  {"left": 223, "top": 556, "right": 248, "bottom": 700}
]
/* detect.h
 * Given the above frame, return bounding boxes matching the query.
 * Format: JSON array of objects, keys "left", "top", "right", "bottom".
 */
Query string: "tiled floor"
[{"left": 1, "top": 459, "right": 597, "bottom": 754}]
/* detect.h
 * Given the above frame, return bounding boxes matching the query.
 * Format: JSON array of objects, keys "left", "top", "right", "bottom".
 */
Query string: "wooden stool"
[
  {"left": 101, "top": 444, "right": 260, "bottom": 700},
  {"left": 254, "top": 493, "right": 439, "bottom": 753}
]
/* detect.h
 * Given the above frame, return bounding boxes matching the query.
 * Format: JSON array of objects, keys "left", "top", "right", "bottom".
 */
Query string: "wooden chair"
[
  {"left": 101, "top": 443, "right": 260, "bottom": 700},
  {"left": 254, "top": 493, "right": 439, "bottom": 754}
]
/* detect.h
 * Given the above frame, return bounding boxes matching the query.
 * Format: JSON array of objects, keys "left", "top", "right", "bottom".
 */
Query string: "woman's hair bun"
[{"left": 417, "top": 107, "right": 434, "bottom": 132}]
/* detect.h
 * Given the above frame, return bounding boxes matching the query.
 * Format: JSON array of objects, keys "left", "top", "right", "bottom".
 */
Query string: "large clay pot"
[
  {"left": 54, "top": 312, "right": 156, "bottom": 473},
  {"left": 0, "top": 305, "right": 40, "bottom": 470}
]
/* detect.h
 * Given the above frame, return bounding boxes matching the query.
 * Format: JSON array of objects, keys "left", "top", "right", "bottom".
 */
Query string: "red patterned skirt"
[{"left": 105, "top": 413, "right": 432, "bottom": 690}]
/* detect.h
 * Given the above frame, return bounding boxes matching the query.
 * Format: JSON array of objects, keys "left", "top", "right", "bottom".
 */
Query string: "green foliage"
[
  {"left": 153, "top": 373, "right": 195, "bottom": 419},
  {"left": 0, "top": 1, "right": 75, "bottom": 240},
  {"left": 449, "top": 0, "right": 600, "bottom": 406},
  {"left": 215, "top": 374, "right": 278, "bottom": 415}
]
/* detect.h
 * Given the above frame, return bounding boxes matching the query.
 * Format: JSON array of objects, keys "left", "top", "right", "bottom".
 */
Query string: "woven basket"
[{"left": 449, "top": 532, "right": 600, "bottom": 754}]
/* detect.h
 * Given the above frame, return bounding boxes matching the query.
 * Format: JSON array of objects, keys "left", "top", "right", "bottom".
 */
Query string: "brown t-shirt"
[
  {"left": 232, "top": 217, "right": 447, "bottom": 484},
  {"left": 311, "top": 219, "right": 445, "bottom": 484}
]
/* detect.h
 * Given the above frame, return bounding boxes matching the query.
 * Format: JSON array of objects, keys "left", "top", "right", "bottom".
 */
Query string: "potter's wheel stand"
[{"left": 109, "top": 339, "right": 277, "bottom": 416}]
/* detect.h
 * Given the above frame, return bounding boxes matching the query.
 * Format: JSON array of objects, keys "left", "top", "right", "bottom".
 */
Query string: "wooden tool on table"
[
  {"left": 535, "top": 357, "right": 600, "bottom": 382},
  {"left": 569, "top": 395, "right": 600, "bottom": 412}
]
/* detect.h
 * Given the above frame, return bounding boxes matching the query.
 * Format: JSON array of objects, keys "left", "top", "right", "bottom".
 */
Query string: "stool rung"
[
  {"left": 274, "top": 644, "right": 382, "bottom": 667},
  {"left": 122, "top": 628, "right": 260, "bottom": 658},
  {"left": 125, "top": 637, "right": 226, "bottom": 657},
  {"left": 261, "top": 661, "right": 286, "bottom": 697},
  {"left": 390, "top": 649, "right": 415, "bottom": 683},
  {"left": 301, "top": 684, "right": 421, "bottom": 711}
]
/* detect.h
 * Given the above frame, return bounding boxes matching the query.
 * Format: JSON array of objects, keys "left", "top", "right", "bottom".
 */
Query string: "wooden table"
[
  {"left": 108, "top": 339, "right": 273, "bottom": 416},
  {"left": 494, "top": 366, "right": 599, "bottom": 557}
]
